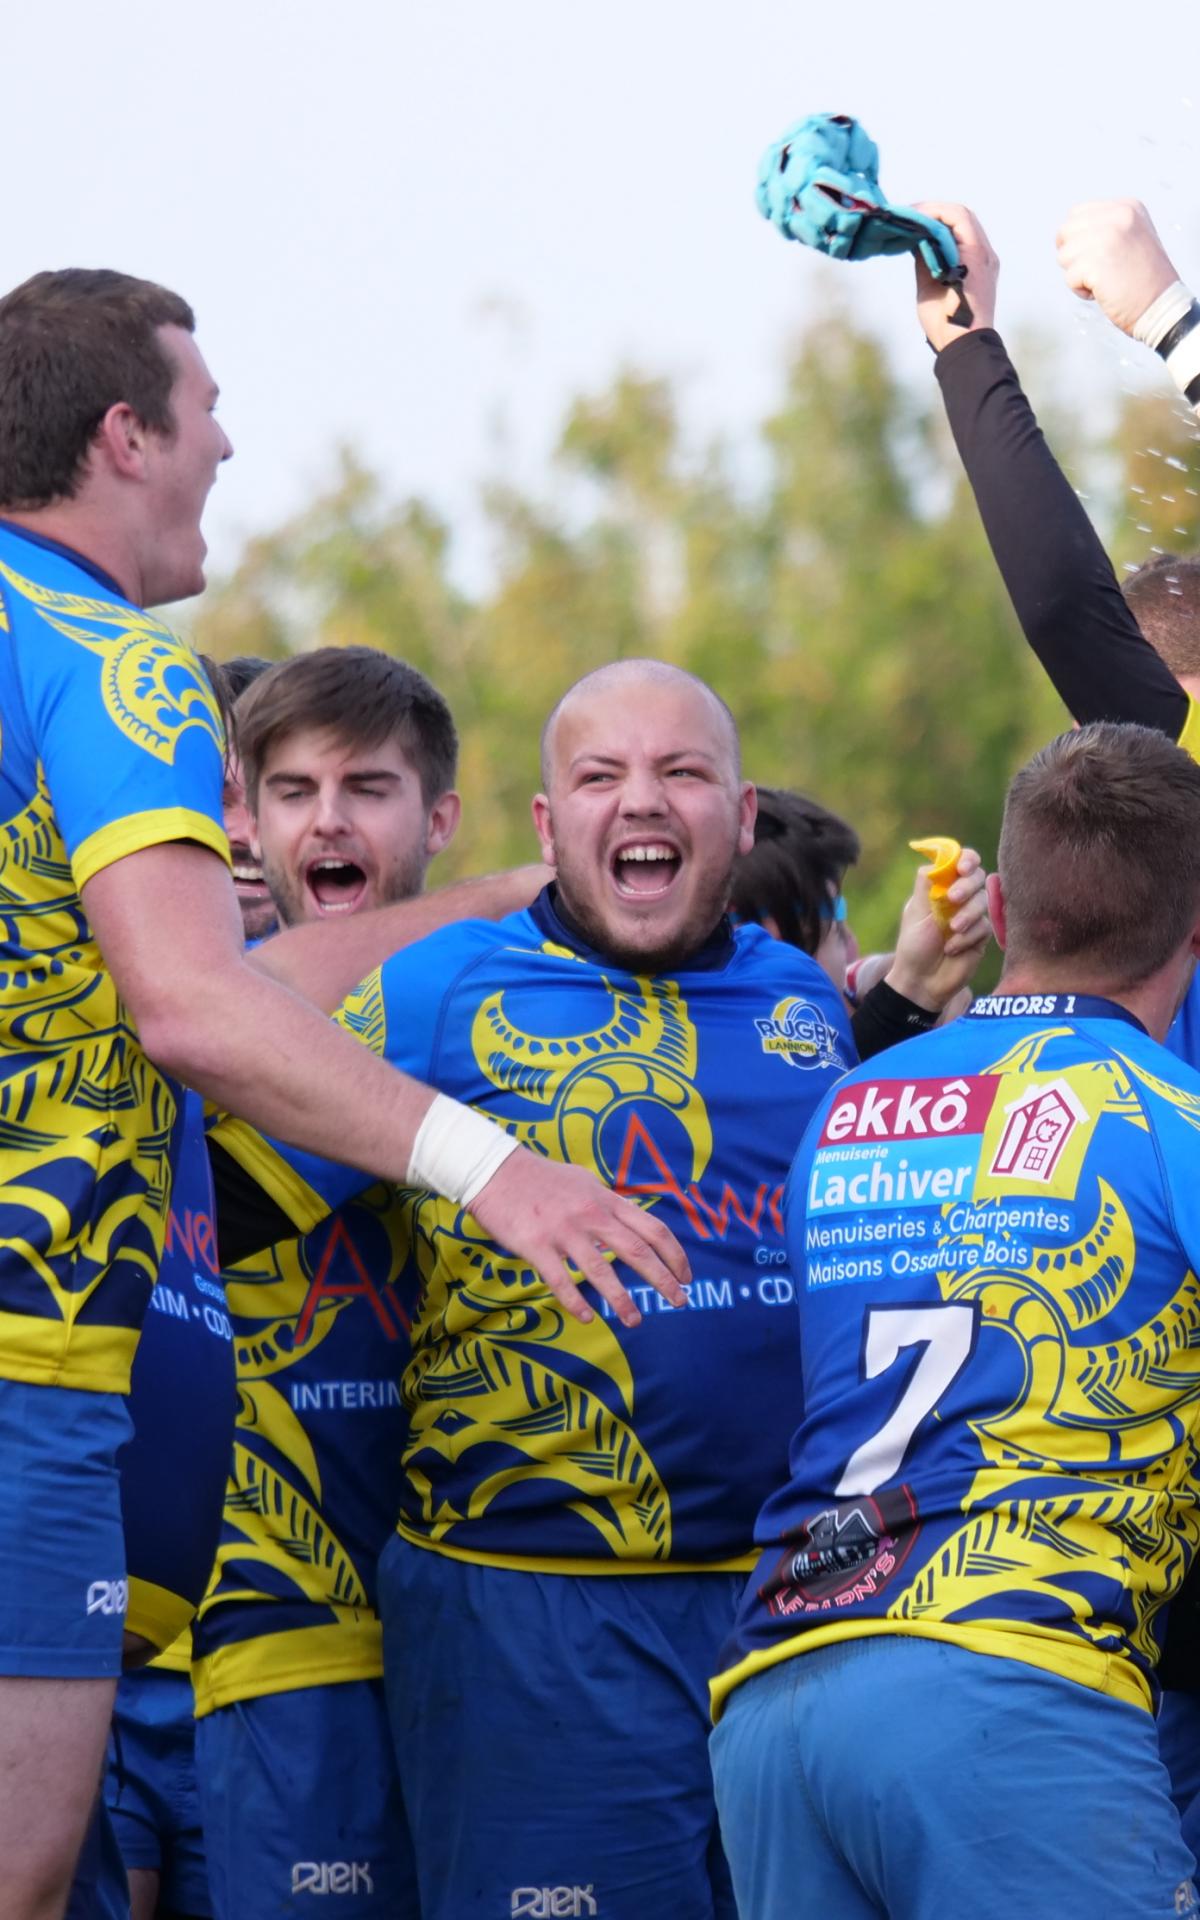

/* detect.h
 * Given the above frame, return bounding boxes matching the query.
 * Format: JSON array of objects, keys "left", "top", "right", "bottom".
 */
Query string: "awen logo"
[
  {"left": 511, "top": 1890, "right": 598, "bottom": 1917},
  {"left": 821, "top": 1075, "right": 996, "bottom": 1146}
]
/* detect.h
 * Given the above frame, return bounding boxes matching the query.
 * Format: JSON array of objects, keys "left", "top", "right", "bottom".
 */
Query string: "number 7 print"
[{"left": 836, "top": 1303, "right": 979, "bottom": 1498}]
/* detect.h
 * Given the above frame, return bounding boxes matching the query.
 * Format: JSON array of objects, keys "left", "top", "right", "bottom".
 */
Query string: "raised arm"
[
  {"left": 1057, "top": 198, "right": 1200, "bottom": 418},
  {"left": 85, "top": 843, "right": 689, "bottom": 1324},
  {"left": 914, "top": 199, "right": 1189, "bottom": 737},
  {"left": 248, "top": 864, "right": 549, "bottom": 1012}
]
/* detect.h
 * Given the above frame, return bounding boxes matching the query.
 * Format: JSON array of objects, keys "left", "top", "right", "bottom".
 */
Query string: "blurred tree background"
[{"left": 194, "top": 302, "right": 1200, "bottom": 960}]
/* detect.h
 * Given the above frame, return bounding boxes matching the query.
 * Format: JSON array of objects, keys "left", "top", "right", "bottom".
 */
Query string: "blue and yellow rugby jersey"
[
  {"left": 213, "top": 891, "right": 856, "bottom": 1574},
  {"left": 191, "top": 1185, "right": 417, "bottom": 1714},
  {"left": 0, "top": 521, "right": 228, "bottom": 1393},
  {"left": 1166, "top": 973, "right": 1200, "bottom": 1073},
  {"left": 712, "top": 993, "right": 1200, "bottom": 1720},
  {"left": 121, "top": 1095, "right": 236, "bottom": 1656}
]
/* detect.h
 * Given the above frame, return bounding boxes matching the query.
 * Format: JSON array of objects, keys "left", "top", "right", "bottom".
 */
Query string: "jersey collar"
[
  {"left": 0, "top": 518, "right": 129, "bottom": 601},
  {"left": 529, "top": 885, "right": 736, "bottom": 973},
  {"left": 964, "top": 990, "right": 1147, "bottom": 1035}
]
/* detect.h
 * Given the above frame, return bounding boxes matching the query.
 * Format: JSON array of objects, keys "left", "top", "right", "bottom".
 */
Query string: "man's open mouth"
[
  {"left": 305, "top": 856, "right": 369, "bottom": 915},
  {"left": 611, "top": 841, "right": 682, "bottom": 901},
  {"left": 231, "top": 854, "right": 271, "bottom": 902}
]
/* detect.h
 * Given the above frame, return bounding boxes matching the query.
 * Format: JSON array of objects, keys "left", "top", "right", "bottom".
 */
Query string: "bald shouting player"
[{"left": 212, "top": 658, "right": 990, "bottom": 1920}]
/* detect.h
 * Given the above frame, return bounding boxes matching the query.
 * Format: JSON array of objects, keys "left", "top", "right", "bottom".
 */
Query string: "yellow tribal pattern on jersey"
[
  {"left": 0, "top": 557, "right": 224, "bottom": 788},
  {"left": 194, "top": 1157, "right": 417, "bottom": 1713},
  {"left": 892, "top": 1036, "right": 1200, "bottom": 1683},
  {"left": 717, "top": 1006, "right": 1200, "bottom": 1719},
  {"left": 218, "top": 911, "right": 859, "bottom": 1572},
  {"left": 399, "top": 957, "right": 713, "bottom": 1566},
  {"left": 0, "top": 532, "right": 227, "bottom": 1391}
]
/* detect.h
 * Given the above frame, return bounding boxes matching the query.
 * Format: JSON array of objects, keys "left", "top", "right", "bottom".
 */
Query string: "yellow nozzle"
[{"left": 909, "top": 836, "right": 962, "bottom": 930}]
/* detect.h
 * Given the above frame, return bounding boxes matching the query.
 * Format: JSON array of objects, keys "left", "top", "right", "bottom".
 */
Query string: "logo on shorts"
[
  {"left": 988, "top": 1078, "right": 1088, "bottom": 1184},
  {"left": 511, "top": 1890, "right": 598, "bottom": 1918},
  {"left": 85, "top": 1579, "right": 128, "bottom": 1617},
  {"left": 755, "top": 997, "right": 845, "bottom": 1072},
  {"left": 291, "top": 1862, "right": 375, "bottom": 1896}
]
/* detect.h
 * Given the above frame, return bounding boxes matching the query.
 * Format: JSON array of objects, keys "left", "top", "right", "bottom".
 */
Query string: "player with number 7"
[{"left": 710, "top": 722, "right": 1200, "bottom": 1920}]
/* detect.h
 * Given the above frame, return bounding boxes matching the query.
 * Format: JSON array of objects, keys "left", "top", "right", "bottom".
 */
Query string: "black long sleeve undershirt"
[
  {"left": 934, "top": 327, "right": 1189, "bottom": 738},
  {"left": 940, "top": 328, "right": 1200, "bottom": 1694}
]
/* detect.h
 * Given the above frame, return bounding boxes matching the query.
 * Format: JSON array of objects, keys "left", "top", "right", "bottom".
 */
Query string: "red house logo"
[{"left": 988, "top": 1078, "right": 1088, "bottom": 1184}]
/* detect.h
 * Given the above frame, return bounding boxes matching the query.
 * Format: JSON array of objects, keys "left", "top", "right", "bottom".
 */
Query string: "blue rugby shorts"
[{"left": 0, "top": 1378, "right": 130, "bottom": 1677}]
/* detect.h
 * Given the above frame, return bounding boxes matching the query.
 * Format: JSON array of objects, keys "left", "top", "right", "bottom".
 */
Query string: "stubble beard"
[
  {"left": 261, "top": 847, "right": 429, "bottom": 929},
  {"left": 553, "top": 854, "right": 737, "bottom": 976}
]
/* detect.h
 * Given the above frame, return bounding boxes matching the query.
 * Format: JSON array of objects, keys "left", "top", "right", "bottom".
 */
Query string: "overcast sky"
[{"left": 9, "top": 0, "right": 1199, "bottom": 598}]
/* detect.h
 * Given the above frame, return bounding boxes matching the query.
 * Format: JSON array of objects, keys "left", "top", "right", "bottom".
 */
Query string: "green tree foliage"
[{"left": 196, "top": 306, "right": 1098, "bottom": 958}]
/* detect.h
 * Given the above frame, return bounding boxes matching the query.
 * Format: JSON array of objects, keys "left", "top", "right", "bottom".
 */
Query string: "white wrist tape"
[
  {"left": 1133, "top": 279, "right": 1194, "bottom": 349},
  {"left": 407, "top": 1092, "right": 520, "bottom": 1210},
  {"left": 1133, "top": 279, "right": 1200, "bottom": 415}
]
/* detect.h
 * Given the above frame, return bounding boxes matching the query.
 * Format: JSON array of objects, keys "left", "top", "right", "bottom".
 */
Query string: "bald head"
[
  {"left": 540, "top": 659, "right": 740, "bottom": 790},
  {"left": 530, "top": 657, "right": 755, "bottom": 975}
]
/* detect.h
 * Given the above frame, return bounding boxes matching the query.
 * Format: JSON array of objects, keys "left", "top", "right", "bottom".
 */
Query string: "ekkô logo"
[{"left": 820, "top": 1075, "right": 996, "bottom": 1146}]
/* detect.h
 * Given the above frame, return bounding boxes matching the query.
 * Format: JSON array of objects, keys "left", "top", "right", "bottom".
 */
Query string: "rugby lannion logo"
[{"left": 755, "top": 996, "right": 845, "bottom": 1072}]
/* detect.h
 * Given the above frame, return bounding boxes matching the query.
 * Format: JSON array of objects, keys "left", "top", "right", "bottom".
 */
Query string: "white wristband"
[
  {"left": 1133, "top": 279, "right": 1194, "bottom": 350},
  {"left": 1133, "top": 279, "right": 1200, "bottom": 417},
  {"left": 407, "top": 1092, "right": 520, "bottom": 1210}
]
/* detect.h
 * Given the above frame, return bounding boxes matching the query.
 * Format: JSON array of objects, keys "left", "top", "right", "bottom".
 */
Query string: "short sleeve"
[{"left": 12, "top": 584, "right": 228, "bottom": 889}]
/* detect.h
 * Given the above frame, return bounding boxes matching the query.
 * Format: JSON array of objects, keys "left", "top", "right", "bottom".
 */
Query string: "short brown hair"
[
  {"left": 237, "top": 646, "right": 458, "bottom": 809},
  {"left": 730, "top": 787, "right": 860, "bottom": 953},
  {"left": 999, "top": 722, "right": 1200, "bottom": 987},
  {"left": 0, "top": 269, "right": 195, "bottom": 509},
  {"left": 1123, "top": 554, "right": 1200, "bottom": 679}
]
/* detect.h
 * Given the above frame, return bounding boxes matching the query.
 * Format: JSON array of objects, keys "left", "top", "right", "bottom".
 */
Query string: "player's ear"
[
  {"left": 93, "top": 401, "right": 150, "bottom": 482},
  {"left": 425, "top": 791, "right": 461, "bottom": 857},
  {"left": 737, "top": 781, "right": 757, "bottom": 858},
  {"left": 531, "top": 793, "right": 557, "bottom": 869},
  {"left": 986, "top": 871, "right": 1008, "bottom": 950}
]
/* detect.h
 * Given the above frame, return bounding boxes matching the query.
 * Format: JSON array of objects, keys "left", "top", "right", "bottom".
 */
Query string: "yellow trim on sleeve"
[
  {"left": 393, "top": 1521, "right": 756, "bottom": 1578},
  {"left": 126, "top": 1577, "right": 196, "bottom": 1656},
  {"left": 0, "top": 1312, "right": 135, "bottom": 1394},
  {"left": 708, "top": 1616, "right": 1153, "bottom": 1724},
  {"left": 72, "top": 807, "right": 230, "bottom": 892},
  {"left": 150, "top": 1629, "right": 194, "bottom": 1675},
  {"left": 191, "top": 1617, "right": 382, "bottom": 1716},
  {"left": 1178, "top": 694, "right": 1200, "bottom": 766},
  {"left": 207, "top": 1115, "right": 331, "bottom": 1237}
]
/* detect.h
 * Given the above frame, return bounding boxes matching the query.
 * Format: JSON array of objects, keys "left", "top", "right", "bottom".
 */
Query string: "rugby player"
[
  {"left": 711, "top": 722, "right": 1200, "bottom": 1920},
  {"left": 730, "top": 787, "right": 861, "bottom": 993},
  {"left": 194, "top": 646, "right": 462, "bottom": 1919},
  {"left": 211, "top": 658, "right": 989, "bottom": 1920},
  {"left": 909, "top": 196, "right": 1200, "bottom": 1871},
  {"left": 99, "top": 659, "right": 270, "bottom": 1920},
  {"left": 220, "top": 656, "right": 277, "bottom": 941},
  {"left": 0, "top": 269, "right": 687, "bottom": 1920}
]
